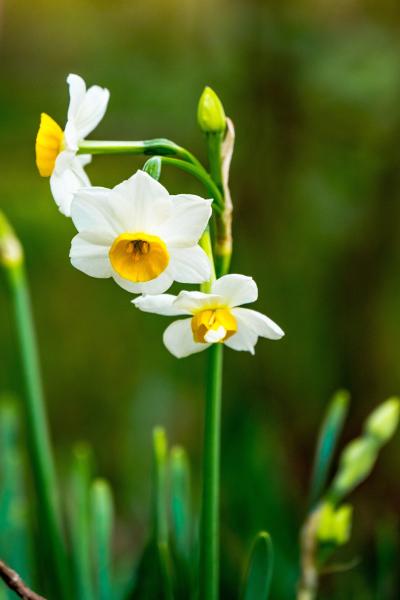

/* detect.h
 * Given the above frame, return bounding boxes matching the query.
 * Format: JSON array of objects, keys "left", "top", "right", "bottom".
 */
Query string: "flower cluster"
[{"left": 36, "top": 74, "right": 284, "bottom": 357}]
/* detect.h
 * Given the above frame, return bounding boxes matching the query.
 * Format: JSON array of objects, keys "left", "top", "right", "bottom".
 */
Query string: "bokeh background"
[{"left": 1, "top": 0, "right": 400, "bottom": 597}]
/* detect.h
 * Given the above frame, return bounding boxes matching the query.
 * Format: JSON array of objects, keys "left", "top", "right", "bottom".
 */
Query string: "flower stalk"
[
  {"left": 199, "top": 96, "right": 230, "bottom": 599},
  {"left": 0, "top": 213, "right": 69, "bottom": 600},
  {"left": 199, "top": 342, "right": 224, "bottom": 600},
  {"left": 78, "top": 138, "right": 203, "bottom": 168}
]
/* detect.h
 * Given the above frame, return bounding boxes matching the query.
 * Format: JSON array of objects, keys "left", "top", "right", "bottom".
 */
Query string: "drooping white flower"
[
  {"left": 69, "top": 170, "right": 212, "bottom": 295},
  {"left": 133, "top": 274, "right": 284, "bottom": 357},
  {"left": 35, "top": 73, "right": 110, "bottom": 216}
]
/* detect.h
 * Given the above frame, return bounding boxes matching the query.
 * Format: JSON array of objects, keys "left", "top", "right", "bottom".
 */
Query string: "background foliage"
[{"left": 1, "top": 0, "right": 400, "bottom": 597}]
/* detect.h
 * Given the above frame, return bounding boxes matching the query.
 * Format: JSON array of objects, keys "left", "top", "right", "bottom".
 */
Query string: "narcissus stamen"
[
  {"left": 35, "top": 113, "right": 64, "bottom": 176},
  {"left": 191, "top": 308, "right": 237, "bottom": 344},
  {"left": 109, "top": 232, "right": 169, "bottom": 282}
]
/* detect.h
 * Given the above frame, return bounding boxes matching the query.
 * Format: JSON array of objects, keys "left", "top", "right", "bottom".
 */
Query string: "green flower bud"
[
  {"left": 0, "top": 211, "right": 23, "bottom": 269},
  {"left": 318, "top": 502, "right": 353, "bottom": 545},
  {"left": 331, "top": 437, "right": 378, "bottom": 499},
  {"left": 197, "top": 86, "right": 226, "bottom": 134},
  {"left": 365, "top": 398, "right": 400, "bottom": 444}
]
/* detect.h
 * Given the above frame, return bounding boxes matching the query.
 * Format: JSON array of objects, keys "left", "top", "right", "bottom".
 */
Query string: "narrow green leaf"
[
  {"left": 152, "top": 427, "right": 168, "bottom": 544},
  {"left": 170, "top": 446, "right": 191, "bottom": 559},
  {"left": 91, "top": 479, "right": 114, "bottom": 600},
  {"left": 242, "top": 532, "right": 273, "bottom": 600},
  {"left": 158, "top": 542, "right": 174, "bottom": 600},
  {"left": 0, "top": 397, "right": 32, "bottom": 598},
  {"left": 309, "top": 390, "right": 350, "bottom": 509},
  {"left": 69, "top": 444, "right": 94, "bottom": 600}
]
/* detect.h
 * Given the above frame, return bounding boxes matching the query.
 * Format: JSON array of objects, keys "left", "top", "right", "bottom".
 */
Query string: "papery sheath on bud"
[
  {"left": 197, "top": 86, "right": 226, "bottom": 134},
  {"left": 365, "top": 397, "right": 400, "bottom": 444}
]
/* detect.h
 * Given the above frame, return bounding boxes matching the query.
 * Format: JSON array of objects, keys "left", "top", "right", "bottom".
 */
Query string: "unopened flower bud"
[
  {"left": 318, "top": 502, "right": 353, "bottom": 545},
  {"left": 331, "top": 437, "right": 378, "bottom": 499},
  {"left": 197, "top": 86, "right": 226, "bottom": 134},
  {"left": 365, "top": 398, "right": 400, "bottom": 444},
  {"left": 0, "top": 212, "right": 23, "bottom": 269}
]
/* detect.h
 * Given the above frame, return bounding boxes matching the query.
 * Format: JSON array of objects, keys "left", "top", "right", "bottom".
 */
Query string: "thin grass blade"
[
  {"left": 308, "top": 390, "right": 350, "bottom": 509},
  {"left": 69, "top": 444, "right": 94, "bottom": 600},
  {"left": 91, "top": 478, "right": 114, "bottom": 600},
  {"left": 242, "top": 532, "right": 273, "bottom": 600}
]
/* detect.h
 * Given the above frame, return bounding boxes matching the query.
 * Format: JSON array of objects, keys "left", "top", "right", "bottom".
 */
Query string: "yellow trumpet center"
[
  {"left": 191, "top": 308, "right": 237, "bottom": 344},
  {"left": 109, "top": 232, "right": 169, "bottom": 282},
  {"left": 35, "top": 113, "right": 64, "bottom": 177}
]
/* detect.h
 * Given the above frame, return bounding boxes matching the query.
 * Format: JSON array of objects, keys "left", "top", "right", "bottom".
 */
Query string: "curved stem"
[
  {"left": 159, "top": 157, "right": 223, "bottom": 212},
  {"left": 199, "top": 343, "right": 223, "bottom": 600},
  {"left": 78, "top": 138, "right": 203, "bottom": 169}
]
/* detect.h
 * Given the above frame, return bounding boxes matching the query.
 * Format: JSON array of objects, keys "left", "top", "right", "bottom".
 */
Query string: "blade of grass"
[
  {"left": 91, "top": 479, "right": 114, "bottom": 600},
  {"left": 152, "top": 428, "right": 175, "bottom": 598},
  {"left": 0, "top": 213, "right": 69, "bottom": 599},
  {"left": 170, "top": 446, "right": 192, "bottom": 597},
  {"left": 308, "top": 390, "right": 350, "bottom": 510},
  {"left": 242, "top": 532, "right": 273, "bottom": 600},
  {"left": 69, "top": 444, "right": 94, "bottom": 600},
  {"left": 0, "top": 397, "right": 32, "bottom": 598},
  {"left": 170, "top": 446, "right": 191, "bottom": 560}
]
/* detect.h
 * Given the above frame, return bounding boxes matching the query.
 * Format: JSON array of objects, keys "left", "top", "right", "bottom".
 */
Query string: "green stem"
[
  {"left": 199, "top": 343, "right": 223, "bottom": 600},
  {"left": 206, "top": 133, "right": 224, "bottom": 193},
  {"left": 6, "top": 264, "right": 69, "bottom": 599},
  {"left": 78, "top": 138, "right": 203, "bottom": 169},
  {"left": 159, "top": 156, "right": 223, "bottom": 212}
]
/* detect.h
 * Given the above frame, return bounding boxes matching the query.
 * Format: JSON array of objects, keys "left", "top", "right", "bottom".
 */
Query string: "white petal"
[
  {"left": 50, "top": 151, "right": 91, "bottom": 216},
  {"left": 111, "top": 270, "right": 173, "bottom": 295},
  {"left": 132, "top": 294, "right": 188, "bottom": 316},
  {"left": 168, "top": 246, "right": 211, "bottom": 284},
  {"left": 163, "top": 319, "right": 210, "bottom": 358},
  {"left": 232, "top": 307, "right": 284, "bottom": 340},
  {"left": 78, "top": 154, "right": 92, "bottom": 168},
  {"left": 71, "top": 186, "right": 123, "bottom": 236},
  {"left": 158, "top": 194, "right": 212, "bottom": 247},
  {"left": 224, "top": 307, "right": 284, "bottom": 354},
  {"left": 211, "top": 274, "right": 258, "bottom": 307},
  {"left": 66, "top": 74, "right": 86, "bottom": 120},
  {"left": 65, "top": 74, "right": 110, "bottom": 146},
  {"left": 173, "top": 291, "right": 222, "bottom": 314},
  {"left": 204, "top": 326, "right": 226, "bottom": 343},
  {"left": 70, "top": 231, "right": 112, "bottom": 278},
  {"left": 224, "top": 325, "right": 258, "bottom": 354},
  {"left": 109, "top": 171, "right": 171, "bottom": 232}
]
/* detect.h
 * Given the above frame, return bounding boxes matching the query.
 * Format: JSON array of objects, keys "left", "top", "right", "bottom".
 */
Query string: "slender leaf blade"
[
  {"left": 309, "top": 390, "right": 350, "bottom": 509},
  {"left": 91, "top": 478, "right": 114, "bottom": 600},
  {"left": 242, "top": 532, "right": 273, "bottom": 600}
]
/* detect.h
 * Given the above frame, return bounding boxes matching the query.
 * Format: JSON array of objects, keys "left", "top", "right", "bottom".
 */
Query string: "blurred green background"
[{"left": 1, "top": 0, "right": 400, "bottom": 597}]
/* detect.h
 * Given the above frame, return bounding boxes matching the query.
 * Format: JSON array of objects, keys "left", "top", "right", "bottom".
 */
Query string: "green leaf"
[
  {"left": 309, "top": 390, "right": 350, "bottom": 509},
  {"left": 169, "top": 446, "right": 192, "bottom": 598},
  {"left": 91, "top": 479, "right": 114, "bottom": 600},
  {"left": 130, "top": 428, "right": 174, "bottom": 600},
  {"left": 69, "top": 444, "right": 94, "bottom": 600},
  {"left": 170, "top": 446, "right": 191, "bottom": 560},
  {"left": 0, "top": 397, "right": 32, "bottom": 598},
  {"left": 242, "top": 532, "right": 273, "bottom": 600},
  {"left": 152, "top": 427, "right": 168, "bottom": 544}
]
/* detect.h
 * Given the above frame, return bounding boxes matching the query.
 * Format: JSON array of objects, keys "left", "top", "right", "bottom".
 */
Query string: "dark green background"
[{"left": 1, "top": 0, "right": 400, "bottom": 597}]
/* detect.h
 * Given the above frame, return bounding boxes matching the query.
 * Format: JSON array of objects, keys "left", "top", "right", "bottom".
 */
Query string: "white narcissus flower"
[
  {"left": 133, "top": 274, "right": 284, "bottom": 357},
  {"left": 35, "top": 73, "right": 110, "bottom": 216},
  {"left": 69, "top": 170, "right": 212, "bottom": 295}
]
